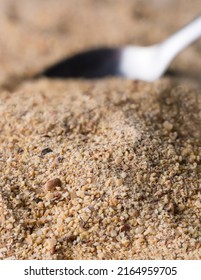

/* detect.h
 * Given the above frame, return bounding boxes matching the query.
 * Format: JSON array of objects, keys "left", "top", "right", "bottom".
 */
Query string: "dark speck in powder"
[{"left": 41, "top": 148, "right": 53, "bottom": 156}]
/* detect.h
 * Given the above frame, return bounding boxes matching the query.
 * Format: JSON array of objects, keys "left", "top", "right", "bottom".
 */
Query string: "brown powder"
[
  {"left": 0, "top": 0, "right": 200, "bottom": 260},
  {"left": 0, "top": 78, "right": 200, "bottom": 260}
]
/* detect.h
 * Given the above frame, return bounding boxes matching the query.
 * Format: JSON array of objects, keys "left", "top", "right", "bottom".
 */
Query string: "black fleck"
[
  {"left": 41, "top": 148, "right": 53, "bottom": 156},
  {"left": 17, "top": 147, "right": 24, "bottom": 154}
]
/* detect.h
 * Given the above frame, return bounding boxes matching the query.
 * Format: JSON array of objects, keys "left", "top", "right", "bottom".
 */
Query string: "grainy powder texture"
[{"left": 0, "top": 0, "right": 201, "bottom": 260}]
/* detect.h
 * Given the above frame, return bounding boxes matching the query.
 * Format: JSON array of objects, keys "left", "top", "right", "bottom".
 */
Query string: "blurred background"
[{"left": 0, "top": 0, "right": 200, "bottom": 85}]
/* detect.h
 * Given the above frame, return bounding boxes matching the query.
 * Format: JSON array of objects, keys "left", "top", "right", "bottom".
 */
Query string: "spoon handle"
[{"left": 161, "top": 15, "right": 201, "bottom": 59}]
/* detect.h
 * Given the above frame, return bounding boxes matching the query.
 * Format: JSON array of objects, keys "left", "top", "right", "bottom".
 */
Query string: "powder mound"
[{"left": 0, "top": 79, "right": 200, "bottom": 260}]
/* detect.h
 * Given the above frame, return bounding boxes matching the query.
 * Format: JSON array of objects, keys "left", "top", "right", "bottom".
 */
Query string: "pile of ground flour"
[{"left": 0, "top": 0, "right": 200, "bottom": 259}]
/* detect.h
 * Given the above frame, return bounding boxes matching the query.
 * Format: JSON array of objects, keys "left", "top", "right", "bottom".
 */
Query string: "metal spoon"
[{"left": 41, "top": 16, "right": 201, "bottom": 82}]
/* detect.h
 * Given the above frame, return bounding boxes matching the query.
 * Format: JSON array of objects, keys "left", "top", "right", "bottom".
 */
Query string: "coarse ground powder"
[
  {"left": 0, "top": 0, "right": 200, "bottom": 260},
  {"left": 0, "top": 78, "right": 200, "bottom": 259}
]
